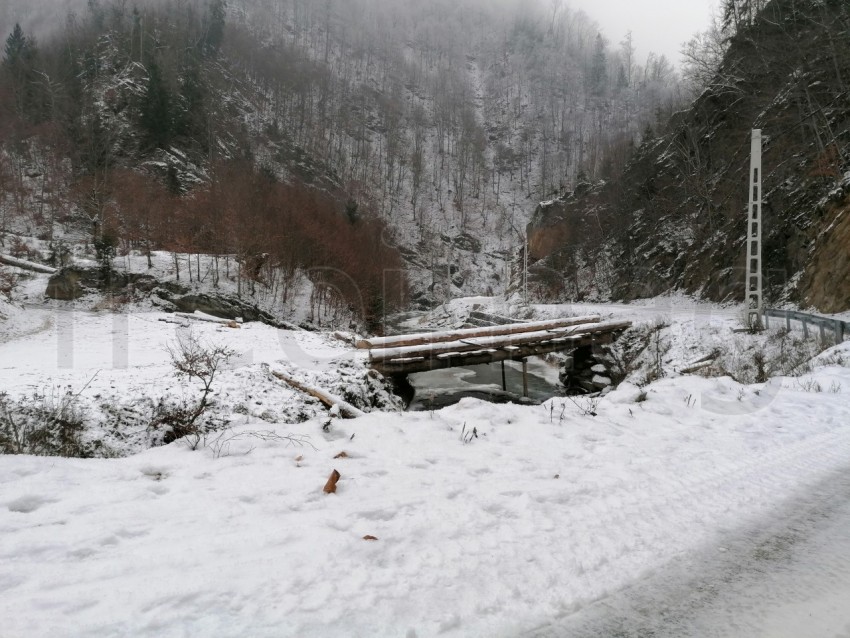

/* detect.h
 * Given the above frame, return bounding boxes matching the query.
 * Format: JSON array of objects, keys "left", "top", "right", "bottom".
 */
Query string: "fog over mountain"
[
  {"left": 1, "top": 0, "right": 710, "bottom": 67},
  {"left": 567, "top": 0, "right": 716, "bottom": 65}
]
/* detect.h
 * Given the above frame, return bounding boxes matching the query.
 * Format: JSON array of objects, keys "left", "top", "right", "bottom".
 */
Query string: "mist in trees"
[{"left": 0, "top": 0, "right": 700, "bottom": 318}]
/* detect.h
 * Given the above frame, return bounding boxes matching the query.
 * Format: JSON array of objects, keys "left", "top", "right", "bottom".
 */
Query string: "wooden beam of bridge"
[
  {"left": 356, "top": 315, "right": 601, "bottom": 350},
  {"left": 369, "top": 320, "right": 631, "bottom": 376},
  {"left": 369, "top": 319, "right": 631, "bottom": 363}
]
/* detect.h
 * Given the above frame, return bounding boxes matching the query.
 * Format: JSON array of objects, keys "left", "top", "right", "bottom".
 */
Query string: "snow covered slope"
[
  {"left": 3, "top": 336, "right": 850, "bottom": 636},
  {"left": 0, "top": 307, "right": 395, "bottom": 455}
]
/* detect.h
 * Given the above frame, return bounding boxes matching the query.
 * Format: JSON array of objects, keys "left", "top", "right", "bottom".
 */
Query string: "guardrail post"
[
  {"left": 802, "top": 318, "right": 809, "bottom": 339},
  {"left": 764, "top": 312, "right": 770, "bottom": 329},
  {"left": 786, "top": 313, "right": 791, "bottom": 330},
  {"left": 819, "top": 323, "right": 826, "bottom": 343},
  {"left": 835, "top": 320, "right": 843, "bottom": 345}
]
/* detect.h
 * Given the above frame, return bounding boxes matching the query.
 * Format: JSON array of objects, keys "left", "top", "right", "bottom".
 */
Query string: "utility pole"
[{"left": 745, "top": 129, "right": 763, "bottom": 329}]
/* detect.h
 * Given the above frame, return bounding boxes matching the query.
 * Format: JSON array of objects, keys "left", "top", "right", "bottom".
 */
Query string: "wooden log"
[
  {"left": 271, "top": 370, "right": 365, "bottom": 419},
  {"left": 368, "top": 320, "right": 632, "bottom": 363},
  {"left": 158, "top": 317, "right": 190, "bottom": 327},
  {"left": 677, "top": 352, "right": 717, "bottom": 374},
  {"left": 356, "top": 315, "right": 601, "bottom": 350},
  {"left": 373, "top": 331, "right": 617, "bottom": 376},
  {"left": 679, "top": 360, "right": 715, "bottom": 374},
  {"left": 174, "top": 311, "right": 243, "bottom": 326},
  {"left": 0, "top": 254, "right": 57, "bottom": 274}
]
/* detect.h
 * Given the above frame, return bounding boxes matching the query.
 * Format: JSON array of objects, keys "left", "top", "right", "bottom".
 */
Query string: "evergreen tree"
[
  {"left": 3, "top": 24, "right": 40, "bottom": 118},
  {"left": 345, "top": 199, "right": 360, "bottom": 225},
  {"left": 589, "top": 34, "right": 607, "bottom": 96},
  {"left": 3, "top": 24, "right": 30, "bottom": 64},
  {"left": 175, "top": 59, "right": 208, "bottom": 151},
  {"left": 203, "top": 0, "right": 227, "bottom": 56},
  {"left": 616, "top": 64, "right": 628, "bottom": 90},
  {"left": 140, "top": 58, "right": 172, "bottom": 149}
]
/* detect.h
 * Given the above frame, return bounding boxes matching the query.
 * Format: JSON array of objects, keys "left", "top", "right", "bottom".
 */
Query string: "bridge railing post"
[{"left": 522, "top": 359, "right": 529, "bottom": 398}]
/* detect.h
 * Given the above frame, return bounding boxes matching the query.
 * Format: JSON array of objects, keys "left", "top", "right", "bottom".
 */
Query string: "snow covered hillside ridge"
[
  {"left": 527, "top": 0, "right": 850, "bottom": 311},
  {"left": 0, "top": 0, "right": 687, "bottom": 307},
  {"left": 3, "top": 341, "right": 850, "bottom": 636}
]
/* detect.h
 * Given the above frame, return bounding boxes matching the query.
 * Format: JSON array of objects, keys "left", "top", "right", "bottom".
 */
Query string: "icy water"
[{"left": 407, "top": 357, "right": 564, "bottom": 411}]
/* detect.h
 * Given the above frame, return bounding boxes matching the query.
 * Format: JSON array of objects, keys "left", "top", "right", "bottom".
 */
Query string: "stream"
[{"left": 406, "top": 357, "right": 565, "bottom": 411}]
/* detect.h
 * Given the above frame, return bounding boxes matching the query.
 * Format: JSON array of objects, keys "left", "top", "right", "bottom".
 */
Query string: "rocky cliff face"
[
  {"left": 800, "top": 191, "right": 850, "bottom": 312},
  {"left": 528, "top": 0, "right": 850, "bottom": 310}
]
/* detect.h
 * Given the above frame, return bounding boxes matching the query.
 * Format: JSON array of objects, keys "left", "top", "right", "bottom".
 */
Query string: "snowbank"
[{"left": 3, "top": 357, "right": 850, "bottom": 636}]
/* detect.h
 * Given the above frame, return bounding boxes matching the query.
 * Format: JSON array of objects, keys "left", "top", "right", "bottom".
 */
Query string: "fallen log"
[
  {"left": 678, "top": 353, "right": 718, "bottom": 375},
  {"left": 158, "top": 317, "right": 191, "bottom": 327},
  {"left": 0, "top": 254, "right": 57, "bottom": 274},
  {"left": 175, "top": 310, "right": 242, "bottom": 325},
  {"left": 271, "top": 370, "right": 365, "bottom": 419}
]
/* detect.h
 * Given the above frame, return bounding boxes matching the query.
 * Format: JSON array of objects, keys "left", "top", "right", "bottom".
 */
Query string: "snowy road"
[{"left": 525, "top": 463, "right": 850, "bottom": 638}]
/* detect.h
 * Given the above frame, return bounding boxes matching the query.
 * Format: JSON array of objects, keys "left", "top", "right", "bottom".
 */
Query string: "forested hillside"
[
  {"left": 528, "top": 0, "right": 850, "bottom": 312},
  {"left": 0, "top": 0, "right": 685, "bottom": 321}
]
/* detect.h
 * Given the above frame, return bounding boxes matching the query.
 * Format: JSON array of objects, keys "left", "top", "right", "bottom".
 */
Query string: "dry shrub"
[{"left": 0, "top": 389, "right": 89, "bottom": 457}]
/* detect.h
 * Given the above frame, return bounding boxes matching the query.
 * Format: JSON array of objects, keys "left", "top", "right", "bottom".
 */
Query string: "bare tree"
[{"left": 151, "top": 330, "right": 236, "bottom": 447}]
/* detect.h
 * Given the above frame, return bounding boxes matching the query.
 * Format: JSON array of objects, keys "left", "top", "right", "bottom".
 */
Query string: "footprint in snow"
[
  {"left": 7, "top": 495, "right": 53, "bottom": 513},
  {"left": 140, "top": 466, "right": 169, "bottom": 481},
  {"left": 147, "top": 484, "right": 169, "bottom": 496}
]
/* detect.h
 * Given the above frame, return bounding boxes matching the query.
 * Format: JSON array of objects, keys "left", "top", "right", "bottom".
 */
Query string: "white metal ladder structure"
[{"left": 745, "top": 129, "right": 763, "bottom": 328}]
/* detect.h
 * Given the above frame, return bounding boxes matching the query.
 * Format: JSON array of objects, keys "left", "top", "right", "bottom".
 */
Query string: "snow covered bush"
[
  {"left": 704, "top": 328, "right": 833, "bottom": 385},
  {"left": 601, "top": 319, "right": 671, "bottom": 386},
  {"left": 0, "top": 389, "right": 89, "bottom": 457}
]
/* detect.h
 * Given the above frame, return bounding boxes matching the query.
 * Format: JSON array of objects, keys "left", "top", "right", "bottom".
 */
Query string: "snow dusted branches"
[
  {"left": 167, "top": 329, "right": 236, "bottom": 398},
  {"left": 151, "top": 329, "right": 237, "bottom": 448}
]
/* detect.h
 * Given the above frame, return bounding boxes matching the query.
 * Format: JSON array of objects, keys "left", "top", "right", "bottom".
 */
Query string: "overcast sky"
[{"left": 567, "top": 0, "right": 717, "bottom": 66}]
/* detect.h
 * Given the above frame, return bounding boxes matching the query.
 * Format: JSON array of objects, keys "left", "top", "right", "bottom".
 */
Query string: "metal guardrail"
[{"left": 764, "top": 308, "right": 850, "bottom": 344}]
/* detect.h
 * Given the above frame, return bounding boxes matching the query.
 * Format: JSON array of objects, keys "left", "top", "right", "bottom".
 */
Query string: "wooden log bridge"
[{"left": 361, "top": 316, "right": 632, "bottom": 377}]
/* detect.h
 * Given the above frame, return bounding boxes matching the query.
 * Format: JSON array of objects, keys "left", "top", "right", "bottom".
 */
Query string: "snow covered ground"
[
  {"left": 0, "top": 305, "right": 391, "bottom": 454},
  {"left": 2, "top": 296, "right": 850, "bottom": 636}
]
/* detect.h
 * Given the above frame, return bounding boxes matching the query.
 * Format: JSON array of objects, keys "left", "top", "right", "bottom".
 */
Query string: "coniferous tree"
[
  {"left": 203, "top": 0, "right": 226, "bottom": 56},
  {"left": 175, "top": 59, "right": 208, "bottom": 151},
  {"left": 590, "top": 34, "right": 607, "bottom": 96},
  {"left": 140, "top": 57, "right": 172, "bottom": 149},
  {"left": 3, "top": 24, "right": 39, "bottom": 119}
]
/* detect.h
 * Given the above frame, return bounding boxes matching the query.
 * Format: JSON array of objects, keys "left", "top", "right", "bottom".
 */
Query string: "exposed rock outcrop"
[
  {"left": 46, "top": 267, "right": 159, "bottom": 301},
  {"left": 170, "top": 293, "right": 281, "bottom": 325},
  {"left": 528, "top": 0, "right": 850, "bottom": 311}
]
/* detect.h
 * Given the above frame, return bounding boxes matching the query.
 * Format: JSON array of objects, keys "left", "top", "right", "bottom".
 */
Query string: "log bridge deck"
[{"left": 357, "top": 315, "right": 632, "bottom": 378}]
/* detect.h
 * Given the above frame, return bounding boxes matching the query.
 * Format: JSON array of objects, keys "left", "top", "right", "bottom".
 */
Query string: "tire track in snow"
[{"left": 519, "top": 428, "right": 850, "bottom": 638}]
